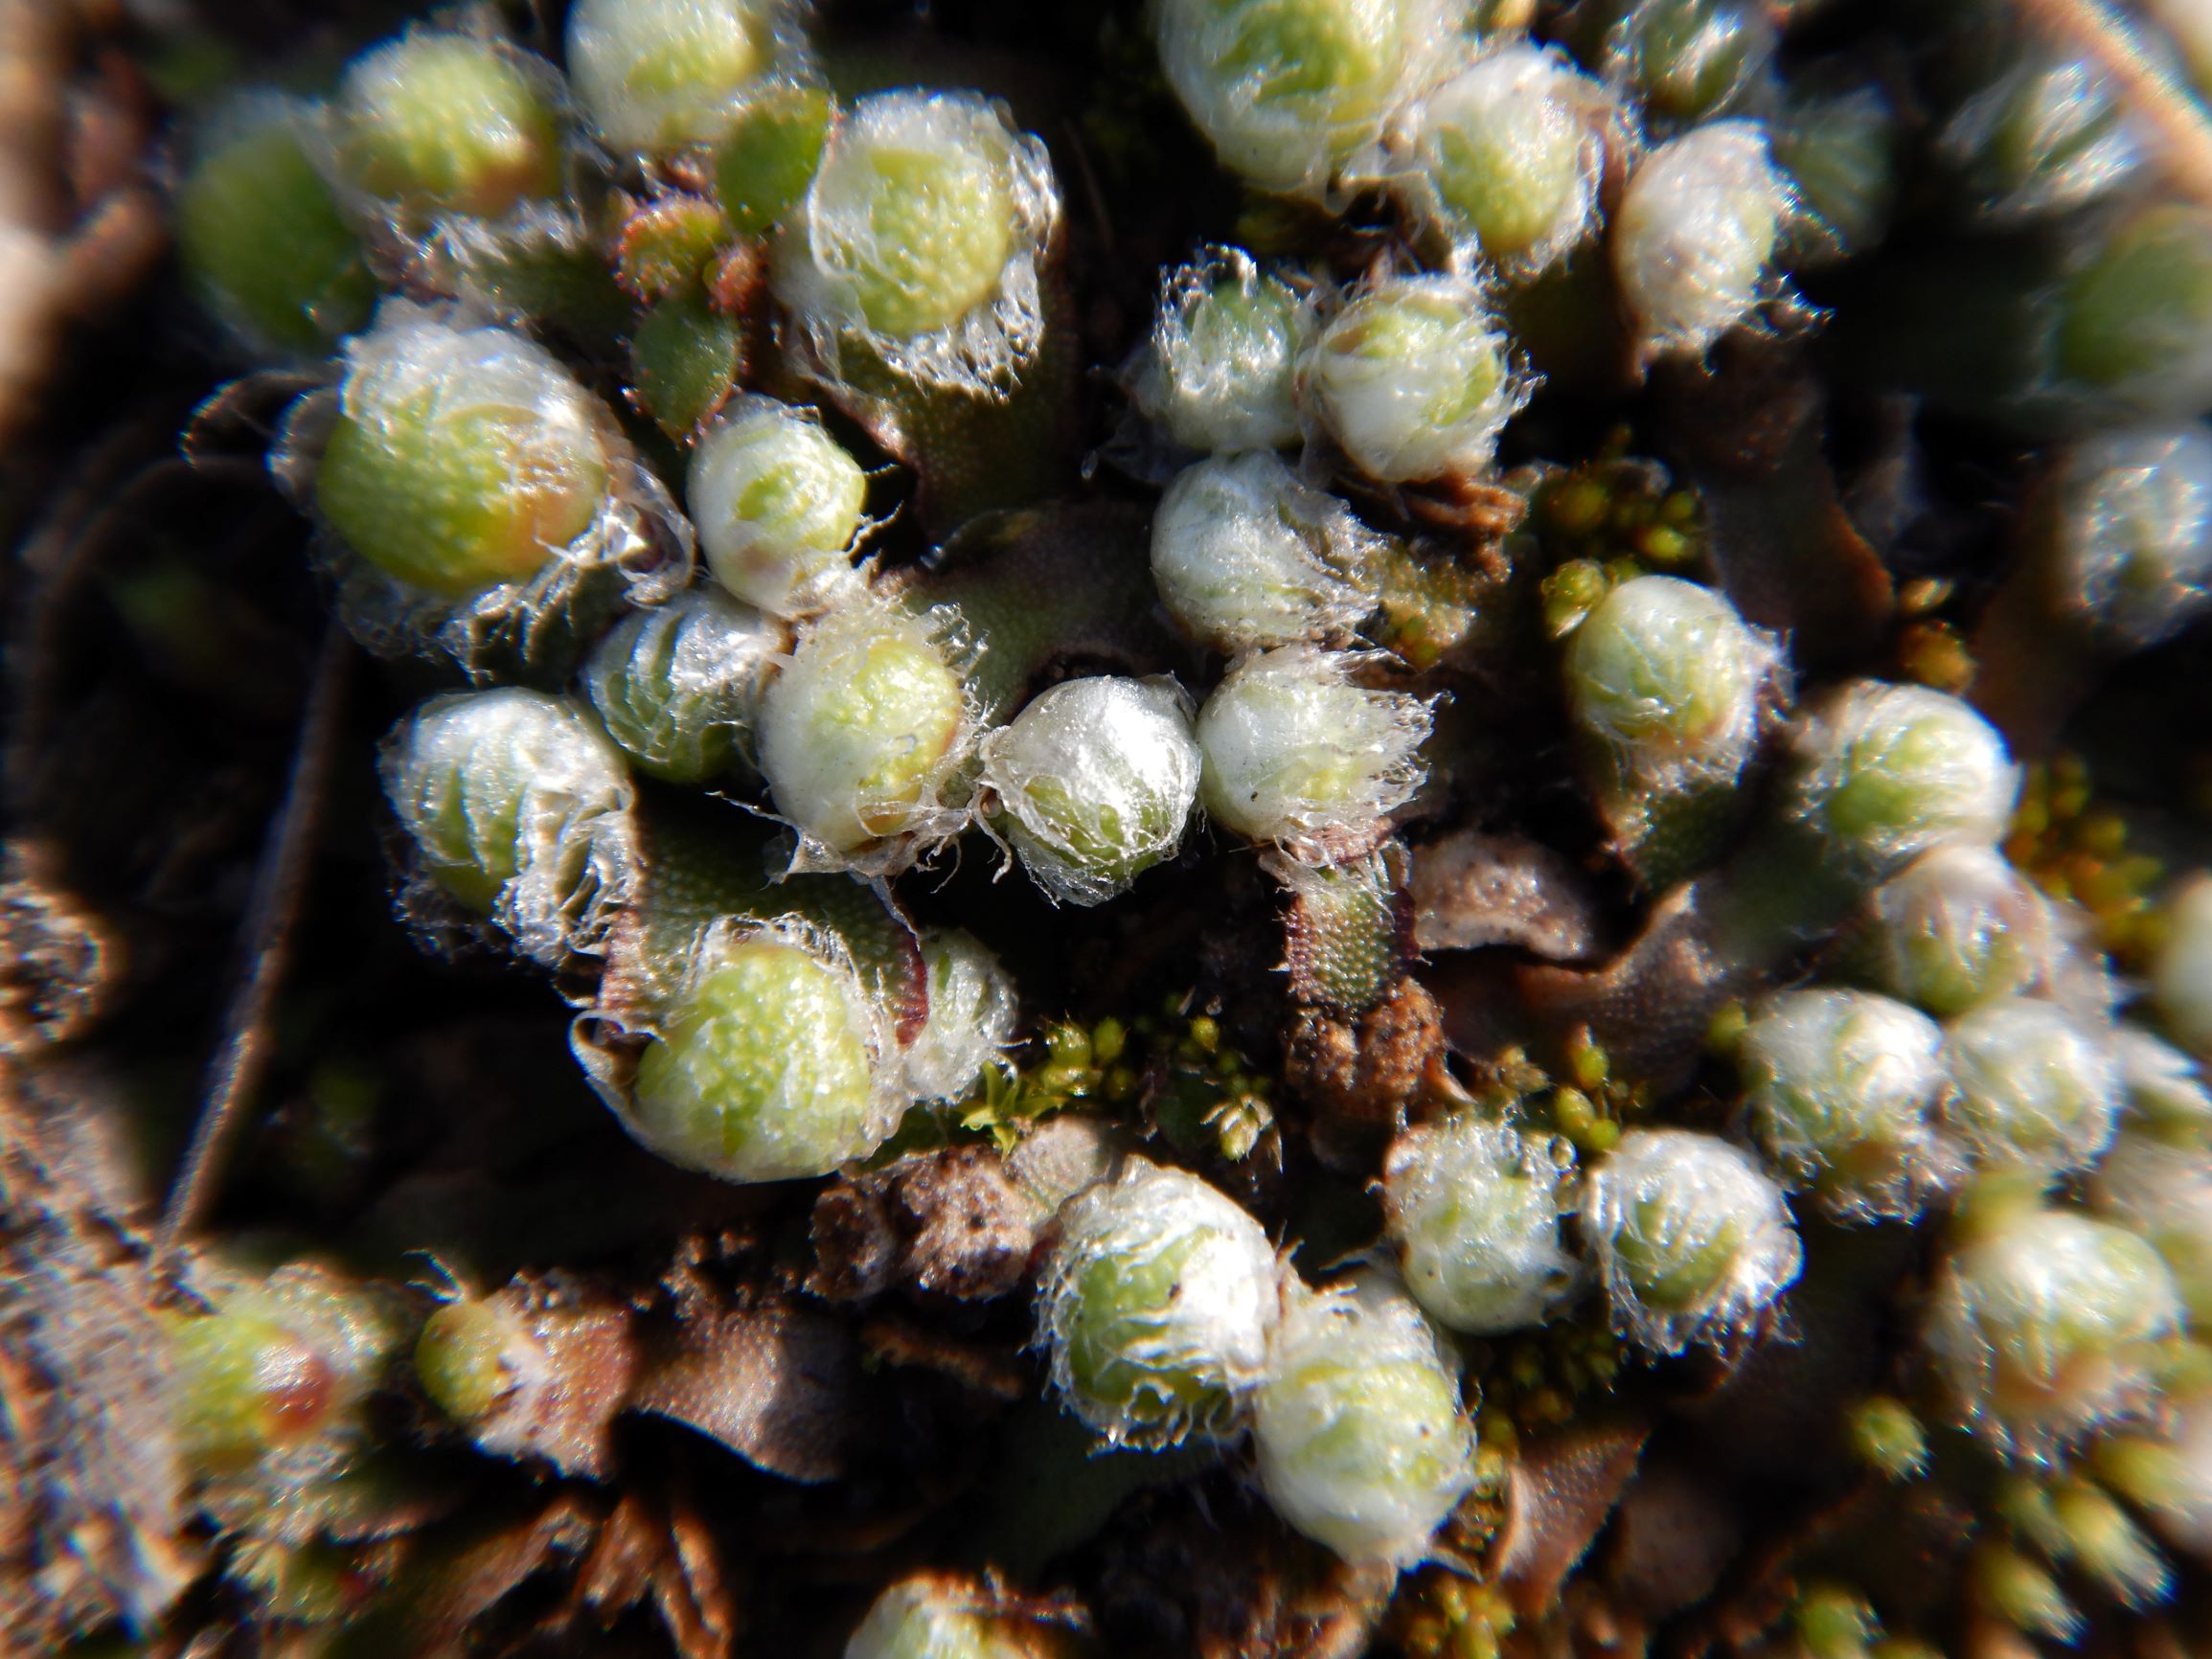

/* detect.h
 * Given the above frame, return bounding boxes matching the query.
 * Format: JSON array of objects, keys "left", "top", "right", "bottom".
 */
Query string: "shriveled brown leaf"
[
  {"left": 1494, "top": 1413, "right": 1653, "bottom": 1619},
  {"left": 0, "top": 837, "right": 116, "bottom": 1052},
  {"left": 629, "top": 1298, "right": 861, "bottom": 1485}
]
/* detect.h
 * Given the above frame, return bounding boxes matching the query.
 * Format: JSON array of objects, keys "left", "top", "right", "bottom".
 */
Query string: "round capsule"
[
  {"left": 688, "top": 396, "right": 868, "bottom": 618},
  {"left": 334, "top": 31, "right": 563, "bottom": 222},
  {"left": 1254, "top": 1270, "right": 1476, "bottom": 1568},
  {"left": 1038, "top": 1158, "right": 1283, "bottom": 1447},
  {"left": 314, "top": 305, "right": 614, "bottom": 602},
  {"left": 1778, "top": 681, "right": 2018, "bottom": 888},
  {"left": 1149, "top": 452, "right": 1380, "bottom": 653},
  {"left": 756, "top": 602, "right": 973, "bottom": 865},
  {"left": 1301, "top": 272, "right": 1522, "bottom": 484},
  {"left": 566, "top": 0, "right": 787, "bottom": 158},
  {"left": 2037, "top": 423, "right": 2212, "bottom": 653},
  {"left": 1941, "top": 998, "right": 2120, "bottom": 1177},
  {"left": 582, "top": 587, "right": 784, "bottom": 784},
  {"left": 1739, "top": 988, "right": 1956, "bottom": 1221},
  {"left": 1583, "top": 1126, "right": 1803, "bottom": 1353},
  {"left": 625, "top": 921, "right": 901, "bottom": 1183},
  {"left": 1196, "top": 645, "right": 1432, "bottom": 860},
  {"left": 1130, "top": 248, "right": 1308, "bottom": 454},
  {"left": 902, "top": 928, "right": 1019, "bottom": 1103},
  {"left": 1613, "top": 120, "right": 1790, "bottom": 363},
  {"left": 980, "top": 675, "right": 1202, "bottom": 907},
  {"left": 1925, "top": 1203, "right": 2181, "bottom": 1461},
  {"left": 1852, "top": 844, "right": 2053, "bottom": 1018},
  {"left": 1380, "top": 1115, "right": 1581, "bottom": 1334}
]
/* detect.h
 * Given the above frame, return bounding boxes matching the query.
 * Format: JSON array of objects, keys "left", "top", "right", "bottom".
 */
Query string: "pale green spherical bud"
[
  {"left": 757, "top": 602, "right": 973, "bottom": 865},
  {"left": 688, "top": 396, "right": 867, "bottom": 618},
  {"left": 626, "top": 920, "right": 901, "bottom": 1182},
  {"left": 1131, "top": 249, "right": 1308, "bottom": 453},
  {"left": 1854, "top": 845, "right": 2054, "bottom": 1018},
  {"left": 1254, "top": 1270, "right": 1476, "bottom": 1569},
  {"left": 335, "top": 31, "right": 563, "bottom": 221},
  {"left": 1925, "top": 1204, "right": 2181, "bottom": 1461},
  {"left": 1039, "top": 1158, "right": 1283, "bottom": 1447},
  {"left": 777, "top": 91, "right": 1059, "bottom": 391},
  {"left": 845, "top": 1574, "right": 1079, "bottom": 1659},
  {"left": 1301, "top": 273, "right": 1523, "bottom": 483},
  {"left": 1938, "top": 52, "right": 2143, "bottom": 224},
  {"left": 1779, "top": 681, "right": 2018, "bottom": 888},
  {"left": 1740, "top": 989, "right": 1956, "bottom": 1221},
  {"left": 980, "top": 676, "right": 1202, "bottom": 907},
  {"left": 566, "top": 0, "right": 786, "bottom": 157},
  {"left": 1941, "top": 998, "right": 2120, "bottom": 1177},
  {"left": 582, "top": 587, "right": 784, "bottom": 784},
  {"left": 315, "top": 305, "right": 614, "bottom": 601},
  {"left": 415, "top": 1296, "right": 545, "bottom": 1428},
  {"left": 1400, "top": 44, "right": 1608, "bottom": 271},
  {"left": 903, "top": 928, "right": 1019, "bottom": 1103},
  {"left": 1150, "top": 452, "right": 1381, "bottom": 653},
  {"left": 1380, "top": 1115, "right": 1580, "bottom": 1335},
  {"left": 1153, "top": 0, "right": 1458, "bottom": 197},
  {"left": 380, "top": 688, "right": 632, "bottom": 964},
  {"left": 176, "top": 98, "right": 376, "bottom": 358},
  {"left": 2090, "top": 1132, "right": 2212, "bottom": 1324},
  {"left": 1584, "top": 1126, "right": 1803, "bottom": 1354},
  {"left": 1564, "top": 574, "right": 1776, "bottom": 790},
  {"left": 2153, "top": 873, "right": 2212, "bottom": 1060},
  {"left": 1196, "top": 646, "right": 1432, "bottom": 860},
  {"left": 2055, "top": 203, "right": 2212, "bottom": 417},
  {"left": 2040, "top": 423, "right": 2212, "bottom": 652},
  {"left": 1614, "top": 120, "right": 1790, "bottom": 363},
  {"left": 1604, "top": 0, "right": 1776, "bottom": 125}
]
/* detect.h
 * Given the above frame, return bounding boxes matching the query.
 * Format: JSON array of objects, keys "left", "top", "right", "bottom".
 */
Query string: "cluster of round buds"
[
  {"left": 1738, "top": 989, "right": 1959, "bottom": 1222},
  {"left": 1386, "top": 43, "right": 1613, "bottom": 275},
  {"left": 756, "top": 600, "right": 976, "bottom": 871},
  {"left": 1196, "top": 646, "right": 1433, "bottom": 862},
  {"left": 1380, "top": 1114, "right": 1582, "bottom": 1334},
  {"left": 773, "top": 89, "right": 1060, "bottom": 394},
  {"left": 1299, "top": 272, "right": 1524, "bottom": 485},
  {"left": 1940, "top": 997, "right": 2121, "bottom": 1178},
  {"left": 332, "top": 30, "right": 565, "bottom": 228},
  {"left": 844, "top": 1573, "right": 1083, "bottom": 1659},
  {"left": 565, "top": 0, "right": 802, "bottom": 161},
  {"left": 1925, "top": 1194, "right": 2182, "bottom": 1461},
  {"left": 977, "top": 676, "right": 1203, "bottom": 907},
  {"left": 1936, "top": 47, "right": 2144, "bottom": 225},
  {"left": 379, "top": 688, "right": 634, "bottom": 966},
  {"left": 2030, "top": 423, "right": 2212, "bottom": 653},
  {"left": 582, "top": 586, "right": 783, "bottom": 784},
  {"left": 1563, "top": 574, "right": 1778, "bottom": 794},
  {"left": 1149, "top": 452, "right": 1381, "bottom": 652},
  {"left": 1848, "top": 844, "right": 2054, "bottom": 1018},
  {"left": 175, "top": 98, "right": 376, "bottom": 359},
  {"left": 1038, "top": 1158, "right": 1283, "bottom": 1448},
  {"left": 1582, "top": 1126, "right": 1803, "bottom": 1354},
  {"left": 1253, "top": 1270, "right": 1476, "bottom": 1569},
  {"left": 1152, "top": 0, "right": 1462, "bottom": 200},
  {"left": 617, "top": 918, "right": 904, "bottom": 1183},
  {"left": 902, "top": 928, "right": 1019, "bottom": 1103},
  {"left": 2152, "top": 873, "right": 2212, "bottom": 1061},
  {"left": 1776, "top": 680, "right": 2018, "bottom": 890},
  {"left": 1612, "top": 120, "right": 1791, "bottom": 365},
  {"left": 1602, "top": 0, "right": 1777, "bottom": 127},
  {"left": 1128, "top": 249, "right": 1309, "bottom": 455},
  {"left": 687, "top": 395, "right": 869, "bottom": 618}
]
